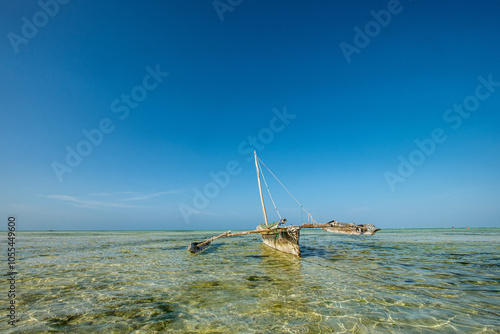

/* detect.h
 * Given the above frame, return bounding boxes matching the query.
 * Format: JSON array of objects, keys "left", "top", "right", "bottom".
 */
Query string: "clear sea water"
[{"left": 3, "top": 228, "right": 499, "bottom": 333}]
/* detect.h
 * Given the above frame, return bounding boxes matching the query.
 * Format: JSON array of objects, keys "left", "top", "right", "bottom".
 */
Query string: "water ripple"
[{"left": 2, "top": 229, "right": 499, "bottom": 333}]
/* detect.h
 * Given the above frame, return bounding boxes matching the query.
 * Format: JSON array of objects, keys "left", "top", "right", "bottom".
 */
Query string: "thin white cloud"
[
  {"left": 44, "top": 195, "right": 144, "bottom": 209},
  {"left": 87, "top": 191, "right": 139, "bottom": 196},
  {"left": 43, "top": 190, "right": 179, "bottom": 209},
  {"left": 120, "top": 191, "right": 178, "bottom": 201}
]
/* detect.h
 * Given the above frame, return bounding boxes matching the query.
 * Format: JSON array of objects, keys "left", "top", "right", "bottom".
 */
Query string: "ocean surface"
[{"left": 3, "top": 228, "right": 499, "bottom": 333}]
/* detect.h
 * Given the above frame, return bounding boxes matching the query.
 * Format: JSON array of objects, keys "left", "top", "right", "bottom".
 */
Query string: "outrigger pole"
[{"left": 187, "top": 228, "right": 273, "bottom": 254}]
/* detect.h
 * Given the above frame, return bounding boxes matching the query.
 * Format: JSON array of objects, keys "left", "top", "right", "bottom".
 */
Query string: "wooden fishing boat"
[
  {"left": 254, "top": 152, "right": 303, "bottom": 256},
  {"left": 321, "top": 220, "right": 380, "bottom": 235},
  {"left": 187, "top": 151, "right": 380, "bottom": 256}
]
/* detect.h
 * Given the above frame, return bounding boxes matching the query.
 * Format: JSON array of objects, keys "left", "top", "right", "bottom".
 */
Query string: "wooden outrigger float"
[
  {"left": 321, "top": 220, "right": 380, "bottom": 235},
  {"left": 188, "top": 151, "right": 380, "bottom": 256}
]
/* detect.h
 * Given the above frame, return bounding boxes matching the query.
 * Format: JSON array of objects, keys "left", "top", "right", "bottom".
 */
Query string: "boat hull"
[{"left": 257, "top": 225, "right": 301, "bottom": 256}]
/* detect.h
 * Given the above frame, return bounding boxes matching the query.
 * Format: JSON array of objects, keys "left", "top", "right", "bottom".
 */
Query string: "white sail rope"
[
  {"left": 258, "top": 160, "right": 282, "bottom": 220},
  {"left": 258, "top": 157, "right": 317, "bottom": 224}
]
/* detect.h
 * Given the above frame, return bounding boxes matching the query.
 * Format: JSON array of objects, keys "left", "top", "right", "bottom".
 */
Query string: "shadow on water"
[
  {"left": 254, "top": 243, "right": 331, "bottom": 331},
  {"left": 245, "top": 254, "right": 269, "bottom": 259},
  {"left": 299, "top": 245, "right": 335, "bottom": 258},
  {"left": 258, "top": 243, "right": 301, "bottom": 262}
]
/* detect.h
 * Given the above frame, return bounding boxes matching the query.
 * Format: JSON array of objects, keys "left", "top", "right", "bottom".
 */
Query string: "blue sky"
[{"left": 1, "top": 0, "right": 499, "bottom": 230}]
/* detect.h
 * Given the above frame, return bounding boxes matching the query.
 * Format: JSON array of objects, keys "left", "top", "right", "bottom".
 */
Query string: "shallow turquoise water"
[{"left": 3, "top": 228, "right": 499, "bottom": 333}]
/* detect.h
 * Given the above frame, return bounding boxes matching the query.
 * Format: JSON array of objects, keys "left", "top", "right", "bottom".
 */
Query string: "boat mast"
[{"left": 254, "top": 151, "right": 268, "bottom": 225}]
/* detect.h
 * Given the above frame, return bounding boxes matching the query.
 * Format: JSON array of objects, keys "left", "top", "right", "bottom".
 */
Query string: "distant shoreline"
[{"left": 18, "top": 227, "right": 500, "bottom": 232}]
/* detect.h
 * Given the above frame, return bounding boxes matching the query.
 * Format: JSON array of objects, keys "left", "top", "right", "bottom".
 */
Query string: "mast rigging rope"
[
  {"left": 258, "top": 160, "right": 282, "bottom": 220},
  {"left": 258, "top": 157, "right": 317, "bottom": 224}
]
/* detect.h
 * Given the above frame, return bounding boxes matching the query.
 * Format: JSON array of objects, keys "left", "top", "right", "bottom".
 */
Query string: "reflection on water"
[{"left": 3, "top": 229, "right": 499, "bottom": 333}]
